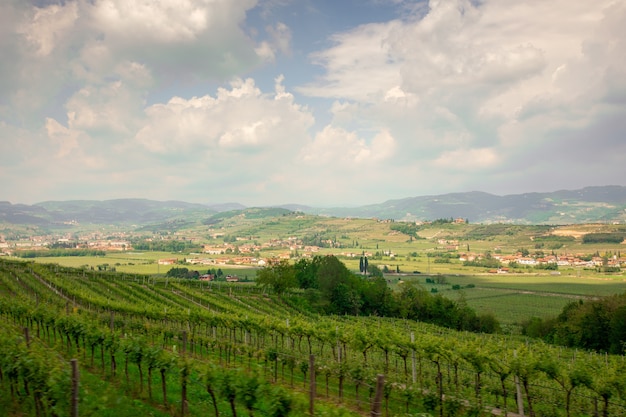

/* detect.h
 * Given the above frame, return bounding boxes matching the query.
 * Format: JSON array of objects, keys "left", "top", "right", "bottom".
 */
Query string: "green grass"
[
  {"left": 391, "top": 272, "right": 626, "bottom": 327},
  {"left": 452, "top": 291, "right": 571, "bottom": 324},
  {"left": 20, "top": 248, "right": 626, "bottom": 328},
  {"left": 10, "top": 218, "right": 626, "bottom": 332},
  {"left": 19, "top": 252, "right": 259, "bottom": 279}
]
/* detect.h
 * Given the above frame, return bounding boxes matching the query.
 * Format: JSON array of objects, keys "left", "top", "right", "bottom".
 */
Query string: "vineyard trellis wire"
[{"left": 1, "top": 258, "right": 625, "bottom": 417}]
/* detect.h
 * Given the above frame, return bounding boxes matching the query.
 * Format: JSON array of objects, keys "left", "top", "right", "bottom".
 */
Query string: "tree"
[
  {"left": 166, "top": 267, "right": 199, "bottom": 279},
  {"left": 610, "top": 305, "right": 626, "bottom": 354},
  {"left": 316, "top": 255, "right": 354, "bottom": 301},
  {"left": 367, "top": 263, "right": 383, "bottom": 278},
  {"left": 359, "top": 255, "right": 368, "bottom": 275},
  {"left": 255, "top": 260, "right": 297, "bottom": 295},
  {"left": 360, "top": 276, "right": 394, "bottom": 316},
  {"left": 293, "top": 258, "right": 320, "bottom": 289},
  {"left": 394, "top": 281, "right": 430, "bottom": 320}
]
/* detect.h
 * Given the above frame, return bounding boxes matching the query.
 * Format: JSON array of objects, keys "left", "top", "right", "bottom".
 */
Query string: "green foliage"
[
  {"left": 16, "top": 249, "right": 106, "bottom": 258},
  {"left": 131, "top": 239, "right": 202, "bottom": 252},
  {"left": 394, "top": 281, "right": 496, "bottom": 333},
  {"left": 534, "top": 262, "right": 558, "bottom": 270},
  {"left": 390, "top": 222, "right": 422, "bottom": 237},
  {"left": 526, "top": 293, "right": 626, "bottom": 354},
  {"left": 533, "top": 235, "right": 576, "bottom": 242},
  {"left": 256, "top": 260, "right": 298, "bottom": 295},
  {"left": 521, "top": 316, "right": 558, "bottom": 340},
  {"left": 165, "top": 267, "right": 200, "bottom": 279},
  {"left": 293, "top": 257, "right": 320, "bottom": 289},
  {"left": 3, "top": 257, "right": 626, "bottom": 417},
  {"left": 582, "top": 233, "right": 626, "bottom": 244},
  {"left": 463, "top": 257, "right": 502, "bottom": 268}
]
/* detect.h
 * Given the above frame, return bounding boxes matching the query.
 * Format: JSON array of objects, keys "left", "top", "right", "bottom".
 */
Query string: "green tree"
[
  {"left": 293, "top": 257, "right": 320, "bottom": 289},
  {"left": 256, "top": 260, "right": 297, "bottom": 295},
  {"left": 360, "top": 276, "right": 395, "bottom": 316}
]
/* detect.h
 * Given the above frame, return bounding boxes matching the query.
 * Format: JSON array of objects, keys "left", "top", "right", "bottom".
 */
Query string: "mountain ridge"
[{"left": 1, "top": 185, "right": 625, "bottom": 226}]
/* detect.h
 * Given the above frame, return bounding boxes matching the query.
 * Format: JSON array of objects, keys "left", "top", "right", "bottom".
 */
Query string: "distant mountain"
[
  {"left": 0, "top": 201, "right": 50, "bottom": 225},
  {"left": 305, "top": 186, "right": 626, "bottom": 224},
  {"left": 0, "top": 199, "right": 214, "bottom": 227},
  {"left": 1, "top": 186, "right": 625, "bottom": 227}
]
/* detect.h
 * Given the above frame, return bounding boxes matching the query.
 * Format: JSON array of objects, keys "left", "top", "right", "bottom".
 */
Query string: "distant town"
[{"left": 2, "top": 227, "right": 623, "bottom": 272}]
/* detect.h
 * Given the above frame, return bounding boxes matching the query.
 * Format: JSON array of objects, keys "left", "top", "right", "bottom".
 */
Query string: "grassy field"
[
  {"left": 389, "top": 271, "right": 626, "bottom": 327},
  {"left": 23, "top": 251, "right": 259, "bottom": 280},
  {"left": 8, "top": 217, "right": 626, "bottom": 330},
  {"left": 23, "top": 250, "right": 625, "bottom": 329}
]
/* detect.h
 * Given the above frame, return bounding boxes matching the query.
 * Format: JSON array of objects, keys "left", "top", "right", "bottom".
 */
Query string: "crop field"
[
  {"left": 2, "top": 258, "right": 626, "bottom": 417},
  {"left": 392, "top": 272, "right": 625, "bottom": 326},
  {"left": 19, "top": 252, "right": 626, "bottom": 329},
  {"left": 450, "top": 291, "right": 572, "bottom": 324}
]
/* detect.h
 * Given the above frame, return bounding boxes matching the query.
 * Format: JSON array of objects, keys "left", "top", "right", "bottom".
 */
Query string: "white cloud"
[
  {"left": 136, "top": 77, "right": 314, "bottom": 155},
  {"left": 1, "top": 0, "right": 625, "bottom": 206},
  {"left": 91, "top": 0, "right": 211, "bottom": 43},
  {"left": 65, "top": 81, "right": 145, "bottom": 136},
  {"left": 81, "top": 0, "right": 263, "bottom": 81},
  {"left": 297, "top": 21, "right": 402, "bottom": 101},
  {"left": 433, "top": 147, "right": 498, "bottom": 171},
  {"left": 45, "top": 118, "right": 81, "bottom": 158},
  {"left": 19, "top": 2, "right": 79, "bottom": 56},
  {"left": 256, "top": 22, "right": 292, "bottom": 62},
  {"left": 297, "top": 0, "right": 626, "bottom": 196},
  {"left": 1, "top": 0, "right": 280, "bottom": 119},
  {"left": 300, "top": 125, "right": 396, "bottom": 167}
]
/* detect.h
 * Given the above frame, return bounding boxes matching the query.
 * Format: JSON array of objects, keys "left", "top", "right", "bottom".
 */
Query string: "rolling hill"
[{"left": 1, "top": 185, "right": 625, "bottom": 227}]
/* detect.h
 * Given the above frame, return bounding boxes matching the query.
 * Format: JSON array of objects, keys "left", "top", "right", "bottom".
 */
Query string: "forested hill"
[
  {"left": 306, "top": 185, "right": 626, "bottom": 224},
  {"left": 1, "top": 185, "right": 626, "bottom": 226}
]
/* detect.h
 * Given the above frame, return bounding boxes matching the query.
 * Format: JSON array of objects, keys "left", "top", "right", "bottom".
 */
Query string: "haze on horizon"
[{"left": 1, "top": 0, "right": 625, "bottom": 207}]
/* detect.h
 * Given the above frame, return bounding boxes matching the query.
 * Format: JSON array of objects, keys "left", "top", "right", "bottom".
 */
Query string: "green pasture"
[
  {"left": 391, "top": 272, "right": 625, "bottom": 328},
  {"left": 20, "top": 249, "right": 626, "bottom": 328},
  {"left": 21, "top": 252, "right": 259, "bottom": 279},
  {"left": 10, "top": 218, "right": 626, "bottom": 332},
  {"left": 450, "top": 290, "right": 572, "bottom": 325},
  {"left": 442, "top": 272, "right": 626, "bottom": 296}
]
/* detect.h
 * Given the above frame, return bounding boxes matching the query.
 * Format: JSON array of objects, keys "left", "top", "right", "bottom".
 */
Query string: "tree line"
[
  {"left": 131, "top": 239, "right": 203, "bottom": 252},
  {"left": 582, "top": 233, "right": 626, "bottom": 244},
  {"left": 16, "top": 249, "right": 106, "bottom": 258},
  {"left": 522, "top": 292, "right": 626, "bottom": 354},
  {"left": 256, "top": 255, "right": 500, "bottom": 334}
]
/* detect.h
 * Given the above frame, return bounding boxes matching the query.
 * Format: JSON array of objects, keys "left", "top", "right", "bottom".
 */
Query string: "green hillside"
[{"left": 2, "top": 259, "right": 626, "bottom": 417}]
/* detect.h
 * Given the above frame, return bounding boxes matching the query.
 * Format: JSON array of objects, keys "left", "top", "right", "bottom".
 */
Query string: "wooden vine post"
[
  {"left": 411, "top": 332, "right": 416, "bottom": 384},
  {"left": 309, "top": 354, "right": 315, "bottom": 415},
  {"left": 371, "top": 374, "right": 385, "bottom": 417},
  {"left": 514, "top": 350, "right": 525, "bottom": 416},
  {"left": 71, "top": 359, "right": 79, "bottom": 417},
  {"left": 24, "top": 327, "right": 30, "bottom": 348}
]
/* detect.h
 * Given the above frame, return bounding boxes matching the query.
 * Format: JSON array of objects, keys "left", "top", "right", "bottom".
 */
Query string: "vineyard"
[{"left": 1, "top": 258, "right": 625, "bottom": 417}]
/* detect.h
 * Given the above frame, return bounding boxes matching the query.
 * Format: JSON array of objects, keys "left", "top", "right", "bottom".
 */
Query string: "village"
[{"left": 2, "top": 227, "right": 624, "bottom": 273}]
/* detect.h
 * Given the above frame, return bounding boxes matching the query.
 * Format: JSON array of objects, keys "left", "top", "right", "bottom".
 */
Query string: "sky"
[{"left": 1, "top": 0, "right": 625, "bottom": 207}]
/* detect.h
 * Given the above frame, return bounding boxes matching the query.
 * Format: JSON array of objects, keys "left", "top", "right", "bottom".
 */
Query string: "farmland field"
[
  {"left": 0, "top": 211, "right": 626, "bottom": 417},
  {"left": 2, "top": 258, "right": 626, "bottom": 417},
  {"left": 22, "top": 249, "right": 625, "bottom": 328}
]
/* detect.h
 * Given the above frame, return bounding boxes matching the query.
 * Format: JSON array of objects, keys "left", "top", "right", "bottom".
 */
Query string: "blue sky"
[{"left": 1, "top": 0, "right": 625, "bottom": 207}]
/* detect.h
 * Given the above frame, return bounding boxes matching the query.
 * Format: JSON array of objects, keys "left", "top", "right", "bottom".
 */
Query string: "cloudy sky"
[{"left": 1, "top": 0, "right": 625, "bottom": 207}]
